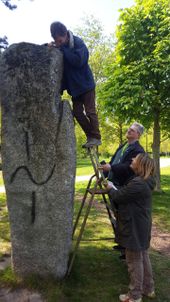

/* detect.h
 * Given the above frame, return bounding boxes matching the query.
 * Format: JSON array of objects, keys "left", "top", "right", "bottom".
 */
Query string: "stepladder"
[{"left": 66, "top": 146, "right": 117, "bottom": 277}]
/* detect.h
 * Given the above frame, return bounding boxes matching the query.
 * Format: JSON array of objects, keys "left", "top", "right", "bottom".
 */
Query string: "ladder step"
[{"left": 87, "top": 188, "right": 108, "bottom": 194}]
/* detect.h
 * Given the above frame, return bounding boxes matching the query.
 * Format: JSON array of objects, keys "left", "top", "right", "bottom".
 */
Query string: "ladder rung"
[{"left": 87, "top": 188, "right": 108, "bottom": 194}]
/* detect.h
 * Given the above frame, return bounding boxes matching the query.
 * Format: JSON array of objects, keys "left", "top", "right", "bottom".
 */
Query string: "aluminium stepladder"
[{"left": 66, "top": 146, "right": 117, "bottom": 276}]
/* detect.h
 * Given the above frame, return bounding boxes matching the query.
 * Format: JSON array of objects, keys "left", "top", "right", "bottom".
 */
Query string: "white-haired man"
[
  {"left": 101, "top": 122, "right": 145, "bottom": 187},
  {"left": 101, "top": 122, "right": 145, "bottom": 258}
]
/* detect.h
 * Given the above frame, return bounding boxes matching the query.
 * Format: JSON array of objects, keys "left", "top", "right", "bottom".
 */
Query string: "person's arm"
[
  {"left": 110, "top": 148, "right": 145, "bottom": 180},
  {"left": 108, "top": 177, "right": 143, "bottom": 204},
  {"left": 61, "top": 37, "right": 89, "bottom": 68},
  {"left": 110, "top": 161, "right": 134, "bottom": 180},
  {"left": 99, "top": 163, "right": 111, "bottom": 178}
]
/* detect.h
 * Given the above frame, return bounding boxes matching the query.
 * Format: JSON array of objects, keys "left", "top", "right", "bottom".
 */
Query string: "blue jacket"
[{"left": 61, "top": 34, "right": 95, "bottom": 98}]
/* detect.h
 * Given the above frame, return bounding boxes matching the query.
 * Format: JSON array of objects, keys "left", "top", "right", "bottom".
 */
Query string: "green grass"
[
  {"left": 0, "top": 171, "right": 4, "bottom": 185},
  {"left": 76, "top": 156, "right": 110, "bottom": 176},
  {"left": 153, "top": 166, "right": 170, "bottom": 232},
  {"left": 0, "top": 164, "right": 170, "bottom": 301},
  {"left": 0, "top": 193, "right": 10, "bottom": 257},
  {"left": 76, "top": 158, "right": 94, "bottom": 176}
]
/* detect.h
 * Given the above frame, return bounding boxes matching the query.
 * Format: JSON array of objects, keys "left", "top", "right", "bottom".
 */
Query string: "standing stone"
[{"left": 0, "top": 42, "right": 76, "bottom": 279}]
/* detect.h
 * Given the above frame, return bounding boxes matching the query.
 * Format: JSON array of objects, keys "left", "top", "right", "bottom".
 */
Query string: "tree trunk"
[
  {"left": 118, "top": 121, "right": 123, "bottom": 145},
  {"left": 152, "top": 109, "right": 161, "bottom": 191},
  {"left": 145, "top": 131, "right": 148, "bottom": 152}
]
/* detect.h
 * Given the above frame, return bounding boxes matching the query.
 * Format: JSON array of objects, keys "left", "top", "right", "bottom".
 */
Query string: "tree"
[
  {"left": 1, "top": 0, "right": 17, "bottom": 10},
  {"left": 0, "top": 1, "right": 33, "bottom": 49},
  {"left": 0, "top": 36, "right": 8, "bottom": 50},
  {"left": 74, "top": 14, "right": 114, "bottom": 84},
  {"left": 0, "top": 0, "right": 17, "bottom": 49},
  {"left": 99, "top": 0, "right": 170, "bottom": 191}
]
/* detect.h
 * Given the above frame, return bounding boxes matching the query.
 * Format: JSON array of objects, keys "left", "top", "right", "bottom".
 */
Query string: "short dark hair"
[{"left": 50, "top": 22, "right": 67, "bottom": 39}]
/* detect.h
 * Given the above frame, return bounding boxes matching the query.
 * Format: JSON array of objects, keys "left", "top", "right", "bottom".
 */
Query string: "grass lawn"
[
  {"left": 0, "top": 171, "right": 4, "bottom": 185},
  {"left": 0, "top": 163, "right": 170, "bottom": 301},
  {"left": 152, "top": 166, "right": 170, "bottom": 231},
  {"left": 76, "top": 157, "right": 94, "bottom": 176}
]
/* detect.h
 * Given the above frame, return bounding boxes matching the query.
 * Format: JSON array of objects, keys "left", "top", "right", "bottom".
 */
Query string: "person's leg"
[
  {"left": 72, "top": 90, "right": 101, "bottom": 140},
  {"left": 125, "top": 249, "right": 143, "bottom": 300},
  {"left": 72, "top": 95, "right": 92, "bottom": 138},
  {"left": 82, "top": 89, "right": 101, "bottom": 139},
  {"left": 142, "top": 250, "right": 155, "bottom": 297}
]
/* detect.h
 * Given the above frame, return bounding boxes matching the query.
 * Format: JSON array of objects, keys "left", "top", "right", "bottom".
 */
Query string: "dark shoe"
[
  {"left": 82, "top": 138, "right": 101, "bottom": 148},
  {"left": 113, "top": 245, "right": 124, "bottom": 251}
]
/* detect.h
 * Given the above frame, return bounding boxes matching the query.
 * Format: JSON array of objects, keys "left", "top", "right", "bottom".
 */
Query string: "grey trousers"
[{"left": 126, "top": 249, "right": 155, "bottom": 300}]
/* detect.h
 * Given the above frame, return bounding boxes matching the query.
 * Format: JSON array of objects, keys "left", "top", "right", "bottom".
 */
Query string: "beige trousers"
[{"left": 126, "top": 249, "right": 155, "bottom": 300}]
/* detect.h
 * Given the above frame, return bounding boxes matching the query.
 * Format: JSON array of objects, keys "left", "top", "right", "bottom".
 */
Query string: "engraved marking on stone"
[
  {"left": 10, "top": 165, "right": 56, "bottom": 185},
  {"left": 31, "top": 191, "right": 36, "bottom": 224},
  {"left": 24, "top": 130, "right": 30, "bottom": 160},
  {"left": 55, "top": 101, "right": 64, "bottom": 144}
]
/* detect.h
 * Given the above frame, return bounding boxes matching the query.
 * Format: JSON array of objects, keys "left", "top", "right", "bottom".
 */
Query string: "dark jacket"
[
  {"left": 109, "top": 176, "right": 155, "bottom": 251},
  {"left": 61, "top": 34, "right": 95, "bottom": 98},
  {"left": 108, "top": 141, "right": 145, "bottom": 186}
]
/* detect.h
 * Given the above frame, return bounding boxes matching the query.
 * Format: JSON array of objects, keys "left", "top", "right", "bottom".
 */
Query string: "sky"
[{"left": 0, "top": 0, "right": 135, "bottom": 46}]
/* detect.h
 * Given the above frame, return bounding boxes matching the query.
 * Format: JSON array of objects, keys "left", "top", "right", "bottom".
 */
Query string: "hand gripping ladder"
[{"left": 66, "top": 146, "right": 116, "bottom": 276}]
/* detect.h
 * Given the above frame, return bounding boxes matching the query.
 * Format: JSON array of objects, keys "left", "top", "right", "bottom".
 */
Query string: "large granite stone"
[{"left": 0, "top": 42, "right": 76, "bottom": 279}]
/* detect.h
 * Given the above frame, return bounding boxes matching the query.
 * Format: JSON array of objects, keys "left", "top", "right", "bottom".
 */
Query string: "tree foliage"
[
  {"left": 0, "top": 0, "right": 17, "bottom": 49},
  {"left": 99, "top": 0, "right": 170, "bottom": 190},
  {"left": 0, "top": 36, "right": 8, "bottom": 49},
  {"left": 0, "top": 0, "right": 17, "bottom": 10},
  {"left": 101, "top": 0, "right": 170, "bottom": 126},
  {"left": 74, "top": 15, "right": 114, "bottom": 84}
]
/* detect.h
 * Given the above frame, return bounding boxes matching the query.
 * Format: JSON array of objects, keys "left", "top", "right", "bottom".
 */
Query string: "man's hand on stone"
[{"left": 48, "top": 42, "right": 58, "bottom": 48}]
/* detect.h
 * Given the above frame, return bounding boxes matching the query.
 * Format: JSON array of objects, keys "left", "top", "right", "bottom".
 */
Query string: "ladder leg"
[
  {"left": 72, "top": 175, "right": 94, "bottom": 238},
  {"left": 88, "top": 146, "right": 107, "bottom": 182},
  {"left": 101, "top": 192, "right": 117, "bottom": 235},
  {"left": 66, "top": 184, "right": 97, "bottom": 277},
  {"left": 88, "top": 147, "right": 99, "bottom": 177}
]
